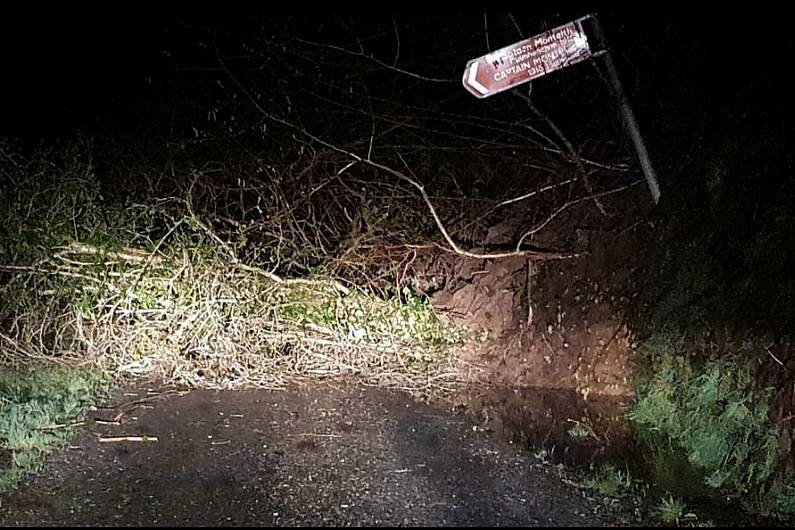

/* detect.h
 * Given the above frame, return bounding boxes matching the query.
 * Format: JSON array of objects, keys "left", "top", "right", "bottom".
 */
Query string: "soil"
[
  {"left": 0, "top": 383, "right": 631, "bottom": 527},
  {"left": 414, "top": 191, "right": 654, "bottom": 469}
]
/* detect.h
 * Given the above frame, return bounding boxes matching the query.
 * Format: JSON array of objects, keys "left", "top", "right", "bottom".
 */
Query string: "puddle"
[
  {"left": 457, "top": 384, "right": 637, "bottom": 468},
  {"left": 457, "top": 383, "right": 788, "bottom": 527}
]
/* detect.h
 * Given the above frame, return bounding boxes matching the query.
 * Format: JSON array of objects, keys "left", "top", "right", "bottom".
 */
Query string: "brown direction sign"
[{"left": 463, "top": 18, "right": 593, "bottom": 98}]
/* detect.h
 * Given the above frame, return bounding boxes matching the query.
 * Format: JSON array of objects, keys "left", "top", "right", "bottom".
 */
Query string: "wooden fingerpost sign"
[{"left": 462, "top": 14, "right": 661, "bottom": 204}]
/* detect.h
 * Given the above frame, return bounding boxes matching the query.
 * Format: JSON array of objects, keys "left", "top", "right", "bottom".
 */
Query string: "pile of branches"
[{"left": 0, "top": 142, "right": 464, "bottom": 398}]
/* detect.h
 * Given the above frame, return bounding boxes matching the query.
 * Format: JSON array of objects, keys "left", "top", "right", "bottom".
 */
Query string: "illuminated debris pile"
[{"left": 0, "top": 141, "right": 466, "bottom": 398}]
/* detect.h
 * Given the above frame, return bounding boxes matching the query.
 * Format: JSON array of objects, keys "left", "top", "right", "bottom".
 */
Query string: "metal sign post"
[
  {"left": 586, "top": 16, "right": 661, "bottom": 204},
  {"left": 462, "top": 14, "right": 661, "bottom": 204}
]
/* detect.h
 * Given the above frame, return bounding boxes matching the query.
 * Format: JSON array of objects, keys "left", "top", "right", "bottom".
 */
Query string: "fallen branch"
[
  {"left": 453, "top": 177, "right": 579, "bottom": 238},
  {"left": 186, "top": 184, "right": 350, "bottom": 294},
  {"left": 0, "top": 264, "right": 100, "bottom": 283},
  {"left": 185, "top": 180, "right": 285, "bottom": 285},
  {"left": 289, "top": 433, "right": 343, "bottom": 438},
  {"left": 54, "top": 242, "right": 164, "bottom": 266},
  {"left": 767, "top": 348, "right": 785, "bottom": 367}
]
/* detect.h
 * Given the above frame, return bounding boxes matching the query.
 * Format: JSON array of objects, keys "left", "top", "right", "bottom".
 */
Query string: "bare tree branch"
[
  {"left": 391, "top": 16, "right": 400, "bottom": 66},
  {"left": 483, "top": 13, "right": 491, "bottom": 51},
  {"left": 515, "top": 180, "right": 642, "bottom": 250},
  {"left": 507, "top": 13, "right": 524, "bottom": 37},
  {"left": 514, "top": 91, "right": 609, "bottom": 216},
  {"left": 292, "top": 37, "right": 457, "bottom": 83},
  {"left": 219, "top": 61, "right": 577, "bottom": 262}
]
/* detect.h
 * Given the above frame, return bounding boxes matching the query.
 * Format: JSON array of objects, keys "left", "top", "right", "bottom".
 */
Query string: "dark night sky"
[
  {"left": 2, "top": 8, "right": 170, "bottom": 139},
  {"left": 1, "top": 7, "right": 245, "bottom": 141},
  {"left": 1, "top": 11, "right": 790, "bottom": 143}
]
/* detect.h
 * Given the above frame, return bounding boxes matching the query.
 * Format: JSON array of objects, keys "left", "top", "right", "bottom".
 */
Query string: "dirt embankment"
[{"left": 411, "top": 193, "right": 654, "bottom": 466}]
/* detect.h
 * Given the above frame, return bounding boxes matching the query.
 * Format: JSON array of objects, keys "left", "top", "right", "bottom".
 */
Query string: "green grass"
[
  {"left": 0, "top": 367, "right": 106, "bottom": 493},
  {"left": 275, "top": 284, "right": 462, "bottom": 350},
  {"left": 531, "top": 446, "right": 554, "bottom": 465},
  {"left": 629, "top": 334, "right": 793, "bottom": 519},
  {"left": 656, "top": 495, "right": 687, "bottom": 524},
  {"left": 567, "top": 419, "right": 596, "bottom": 440},
  {"left": 583, "top": 464, "right": 635, "bottom": 497}
]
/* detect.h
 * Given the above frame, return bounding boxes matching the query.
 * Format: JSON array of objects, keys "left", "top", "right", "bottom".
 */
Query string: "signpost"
[
  {"left": 462, "top": 19, "right": 593, "bottom": 98},
  {"left": 463, "top": 14, "right": 661, "bottom": 204}
]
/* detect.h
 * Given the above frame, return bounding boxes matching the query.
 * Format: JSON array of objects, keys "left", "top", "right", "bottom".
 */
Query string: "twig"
[
  {"left": 391, "top": 16, "right": 400, "bottom": 66},
  {"left": 98, "top": 436, "right": 158, "bottom": 443},
  {"left": 38, "top": 421, "right": 85, "bottom": 431},
  {"left": 540, "top": 330, "right": 556, "bottom": 358},
  {"left": 514, "top": 92, "right": 608, "bottom": 216},
  {"left": 187, "top": 176, "right": 284, "bottom": 284},
  {"left": 93, "top": 420, "right": 121, "bottom": 426},
  {"left": 515, "top": 180, "right": 641, "bottom": 249},
  {"left": 292, "top": 37, "right": 456, "bottom": 83},
  {"left": 0, "top": 146, "right": 20, "bottom": 167},
  {"left": 0, "top": 264, "right": 100, "bottom": 282},
  {"left": 483, "top": 13, "right": 491, "bottom": 50},
  {"left": 494, "top": 178, "right": 578, "bottom": 209},
  {"left": 289, "top": 433, "right": 342, "bottom": 438},
  {"left": 457, "top": 177, "right": 579, "bottom": 236},
  {"left": 98, "top": 390, "right": 180, "bottom": 422},
  {"left": 106, "top": 218, "right": 185, "bottom": 321},
  {"left": 767, "top": 348, "right": 785, "bottom": 367},
  {"left": 526, "top": 260, "right": 535, "bottom": 326},
  {"left": 507, "top": 13, "right": 523, "bottom": 37},
  {"left": 55, "top": 242, "right": 164, "bottom": 266}
]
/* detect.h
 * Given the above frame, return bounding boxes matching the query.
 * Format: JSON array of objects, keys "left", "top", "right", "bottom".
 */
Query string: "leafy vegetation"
[
  {"left": 567, "top": 418, "right": 597, "bottom": 440},
  {"left": 627, "top": 104, "right": 794, "bottom": 521},
  {"left": 629, "top": 334, "right": 792, "bottom": 518},
  {"left": 0, "top": 367, "right": 106, "bottom": 493}
]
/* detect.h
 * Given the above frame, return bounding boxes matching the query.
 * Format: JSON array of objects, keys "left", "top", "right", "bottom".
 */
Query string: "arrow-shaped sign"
[
  {"left": 466, "top": 61, "right": 489, "bottom": 96},
  {"left": 463, "top": 18, "right": 593, "bottom": 99}
]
